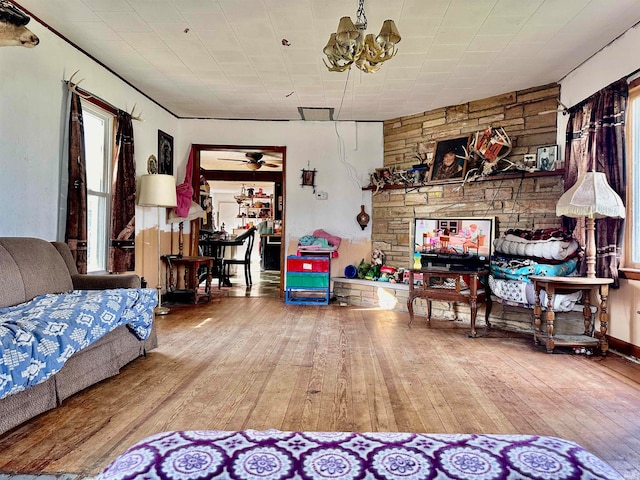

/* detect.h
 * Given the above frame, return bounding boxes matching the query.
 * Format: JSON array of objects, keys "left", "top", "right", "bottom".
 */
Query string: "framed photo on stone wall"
[
  {"left": 536, "top": 145, "right": 558, "bottom": 171},
  {"left": 428, "top": 134, "right": 471, "bottom": 182}
]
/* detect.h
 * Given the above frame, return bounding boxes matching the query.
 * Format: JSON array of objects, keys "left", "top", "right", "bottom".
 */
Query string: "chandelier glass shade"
[{"left": 323, "top": 0, "right": 400, "bottom": 73}]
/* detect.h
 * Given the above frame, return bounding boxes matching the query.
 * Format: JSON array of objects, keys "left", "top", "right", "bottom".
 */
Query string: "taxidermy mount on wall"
[{"left": 0, "top": 2, "right": 39, "bottom": 47}]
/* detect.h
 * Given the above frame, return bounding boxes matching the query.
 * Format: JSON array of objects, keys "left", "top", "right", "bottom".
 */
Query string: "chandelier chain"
[{"left": 356, "top": 0, "right": 367, "bottom": 30}]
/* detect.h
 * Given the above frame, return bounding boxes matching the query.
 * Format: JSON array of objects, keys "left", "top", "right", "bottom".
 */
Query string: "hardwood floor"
[{"left": 1, "top": 297, "right": 640, "bottom": 479}]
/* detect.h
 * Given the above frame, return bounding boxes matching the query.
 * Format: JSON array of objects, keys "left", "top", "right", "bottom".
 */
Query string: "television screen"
[{"left": 411, "top": 217, "right": 496, "bottom": 270}]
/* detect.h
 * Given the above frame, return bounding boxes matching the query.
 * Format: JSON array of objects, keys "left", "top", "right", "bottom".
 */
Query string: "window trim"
[
  {"left": 624, "top": 81, "right": 640, "bottom": 272},
  {"left": 81, "top": 100, "right": 115, "bottom": 273}
]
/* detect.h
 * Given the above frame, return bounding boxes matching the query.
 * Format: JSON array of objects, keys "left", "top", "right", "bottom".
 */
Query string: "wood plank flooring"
[{"left": 1, "top": 297, "right": 640, "bottom": 479}]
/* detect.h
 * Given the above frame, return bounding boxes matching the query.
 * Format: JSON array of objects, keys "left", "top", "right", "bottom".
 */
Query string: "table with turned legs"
[{"left": 529, "top": 275, "right": 613, "bottom": 354}]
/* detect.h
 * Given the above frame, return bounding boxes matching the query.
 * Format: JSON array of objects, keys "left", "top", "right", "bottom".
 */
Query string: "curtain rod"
[{"left": 64, "top": 72, "right": 143, "bottom": 121}]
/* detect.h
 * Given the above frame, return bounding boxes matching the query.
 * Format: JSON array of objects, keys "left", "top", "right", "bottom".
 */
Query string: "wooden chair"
[{"left": 222, "top": 227, "right": 257, "bottom": 286}]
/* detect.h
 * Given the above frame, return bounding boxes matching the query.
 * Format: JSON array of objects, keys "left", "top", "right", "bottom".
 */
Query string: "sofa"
[{"left": 0, "top": 237, "right": 158, "bottom": 435}]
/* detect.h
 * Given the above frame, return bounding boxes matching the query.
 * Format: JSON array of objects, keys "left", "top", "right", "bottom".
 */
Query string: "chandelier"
[{"left": 323, "top": 0, "right": 401, "bottom": 73}]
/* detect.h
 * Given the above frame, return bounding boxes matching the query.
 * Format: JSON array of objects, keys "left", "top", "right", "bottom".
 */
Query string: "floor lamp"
[
  {"left": 556, "top": 170, "right": 625, "bottom": 278},
  {"left": 138, "top": 173, "right": 177, "bottom": 315}
]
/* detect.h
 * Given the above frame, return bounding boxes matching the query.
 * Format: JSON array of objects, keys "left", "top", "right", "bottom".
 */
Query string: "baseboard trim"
[{"left": 608, "top": 336, "right": 640, "bottom": 359}]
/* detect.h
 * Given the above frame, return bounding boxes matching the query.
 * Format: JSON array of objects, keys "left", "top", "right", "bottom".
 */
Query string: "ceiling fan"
[{"left": 217, "top": 152, "right": 281, "bottom": 170}]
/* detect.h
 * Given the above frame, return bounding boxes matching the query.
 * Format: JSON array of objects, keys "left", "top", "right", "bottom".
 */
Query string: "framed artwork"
[
  {"left": 537, "top": 145, "right": 558, "bottom": 171},
  {"left": 158, "top": 130, "right": 174, "bottom": 175},
  {"left": 301, "top": 168, "right": 316, "bottom": 191},
  {"left": 429, "top": 135, "right": 471, "bottom": 182},
  {"left": 374, "top": 167, "right": 392, "bottom": 183}
]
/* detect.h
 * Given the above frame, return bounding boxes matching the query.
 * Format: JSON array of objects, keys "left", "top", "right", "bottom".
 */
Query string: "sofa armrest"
[{"left": 71, "top": 273, "right": 141, "bottom": 290}]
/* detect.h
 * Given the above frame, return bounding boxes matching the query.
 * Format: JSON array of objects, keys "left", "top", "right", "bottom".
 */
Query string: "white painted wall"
[
  {"left": 177, "top": 119, "right": 382, "bottom": 258},
  {"left": 557, "top": 23, "right": 640, "bottom": 151},
  {"left": 0, "top": 15, "right": 382, "bottom": 284},
  {"left": 0, "top": 18, "right": 178, "bottom": 242},
  {"left": 557, "top": 23, "right": 640, "bottom": 346}
]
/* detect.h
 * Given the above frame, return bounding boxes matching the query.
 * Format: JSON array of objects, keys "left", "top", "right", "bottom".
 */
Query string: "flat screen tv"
[{"left": 411, "top": 216, "right": 496, "bottom": 270}]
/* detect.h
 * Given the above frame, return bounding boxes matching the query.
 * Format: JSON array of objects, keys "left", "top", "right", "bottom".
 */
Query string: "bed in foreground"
[{"left": 97, "top": 429, "right": 623, "bottom": 479}]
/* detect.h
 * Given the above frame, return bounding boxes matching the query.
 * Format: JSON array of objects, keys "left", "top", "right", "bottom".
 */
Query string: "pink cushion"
[{"left": 313, "top": 229, "right": 341, "bottom": 249}]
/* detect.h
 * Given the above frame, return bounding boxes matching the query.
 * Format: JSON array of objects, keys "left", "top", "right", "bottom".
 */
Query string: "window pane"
[
  {"left": 84, "top": 111, "right": 106, "bottom": 193},
  {"left": 631, "top": 95, "right": 640, "bottom": 265},
  {"left": 87, "top": 194, "right": 107, "bottom": 272}
]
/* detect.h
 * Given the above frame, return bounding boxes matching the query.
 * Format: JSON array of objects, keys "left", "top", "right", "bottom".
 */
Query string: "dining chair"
[{"left": 222, "top": 227, "right": 257, "bottom": 287}]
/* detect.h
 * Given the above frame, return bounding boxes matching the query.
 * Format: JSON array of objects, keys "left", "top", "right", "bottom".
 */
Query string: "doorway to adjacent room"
[{"left": 193, "top": 145, "right": 285, "bottom": 298}]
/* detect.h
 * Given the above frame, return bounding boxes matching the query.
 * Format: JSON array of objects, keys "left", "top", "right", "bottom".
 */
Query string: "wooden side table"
[
  {"left": 163, "top": 255, "right": 215, "bottom": 304},
  {"left": 407, "top": 268, "right": 491, "bottom": 337},
  {"left": 529, "top": 275, "right": 613, "bottom": 354}
]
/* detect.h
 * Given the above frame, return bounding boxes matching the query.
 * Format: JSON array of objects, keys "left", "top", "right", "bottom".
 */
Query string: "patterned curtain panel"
[
  {"left": 66, "top": 92, "right": 88, "bottom": 273},
  {"left": 109, "top": 110, "right": 136, "bottom": 273},
  {"left": 563, "top": 78, "right": 627, "bottom": 285}
]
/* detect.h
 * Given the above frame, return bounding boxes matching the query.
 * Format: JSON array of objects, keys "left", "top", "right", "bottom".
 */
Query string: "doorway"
[{"left": 192, "top": 145, "right": 285, "bottom": 298}]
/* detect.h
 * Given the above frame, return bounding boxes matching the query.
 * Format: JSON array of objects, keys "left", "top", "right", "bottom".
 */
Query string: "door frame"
[{"left": 191, "top": 144, "right": 286, "bottom": 297}]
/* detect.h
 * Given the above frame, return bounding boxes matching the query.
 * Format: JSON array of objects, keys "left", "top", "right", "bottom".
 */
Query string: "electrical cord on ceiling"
[{"left": 333, "top": 69, "right": 365, "bottom": 192}]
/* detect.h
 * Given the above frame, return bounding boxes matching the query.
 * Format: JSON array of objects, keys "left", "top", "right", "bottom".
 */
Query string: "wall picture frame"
[
  {"left": 536, "top": 145, "right": 558, "bottom": 171},
  {"left": 428, "top": 134, "right": 471, "bottom": 183},
  {"left": 301, "top": 168, "right": 316, "bottom": 188},
  {"left": 158, "top": 130, "right": 174, "bottom": 175}
]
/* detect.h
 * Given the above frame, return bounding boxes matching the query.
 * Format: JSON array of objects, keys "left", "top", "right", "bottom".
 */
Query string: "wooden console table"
[
  {"left": 530, "top": 275, "right": 613, "bottom": 354},
  {"left": 407, "top": 268, "right": 491, "bottom": 337},
  {"left": 163, "top": 255, "right": 214, "bottom": 304}
]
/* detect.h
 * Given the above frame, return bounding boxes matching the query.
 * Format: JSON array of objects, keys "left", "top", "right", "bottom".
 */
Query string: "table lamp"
[
  {"left": 138, "top": 173, "right": 177, "bottom": 315},
  {"left": 556, "top": 170, "right": 625, "bottom": 278}
]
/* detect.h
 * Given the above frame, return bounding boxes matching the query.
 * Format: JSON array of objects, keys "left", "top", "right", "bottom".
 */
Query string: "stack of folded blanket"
[
  {"left": 490, "top": 228, "right": 582, "bottom": 311},
  {"left": 297, "top": 229, "right": 341, "bottom": 257}
]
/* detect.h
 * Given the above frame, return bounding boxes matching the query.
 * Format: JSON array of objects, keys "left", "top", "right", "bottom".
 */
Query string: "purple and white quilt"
[
  {"left": 0, "top": 288, "right": 156, "bottom": 400},
  {"left": 98, "top": 429, "right": 623, "bottom": 480}
]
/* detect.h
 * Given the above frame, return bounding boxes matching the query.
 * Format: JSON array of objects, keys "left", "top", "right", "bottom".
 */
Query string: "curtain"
[
  {"left": 66, "top": 92, "right": 88, "bottom": 273},
  {"left": 563, "top": 78, "right": 627, "bottom": 286},
  {"left": 109, "top": 110, "right": 136, "bottom": 273}
]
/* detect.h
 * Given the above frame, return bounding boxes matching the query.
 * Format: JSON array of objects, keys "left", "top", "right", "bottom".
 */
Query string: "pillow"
[{"left": 312, "top": 229, "right": 341, "bottom": 249}]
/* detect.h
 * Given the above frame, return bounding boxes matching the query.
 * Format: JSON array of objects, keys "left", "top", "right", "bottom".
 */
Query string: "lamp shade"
[
  {"left": 377, "top": 19, "right": 401, "bottom": 45},
  {"left": 138, "top": 174, "right": 177, "bottom": 207},
  {"left": 556, "top": 171, "right": 625, "bottom": 219}
]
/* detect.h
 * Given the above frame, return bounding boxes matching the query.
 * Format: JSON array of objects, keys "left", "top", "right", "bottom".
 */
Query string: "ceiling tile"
[
  {"left": 467, "top": 34, "right": 512, "bottom": 52},
  {"left": 433, "top": 26, "right": 479, "bottom": 45},
  {"left": 82, "top": 0, "right": 133, "bottom": 12},
  {"left": 97, "top": 11, "right": 153, "bottom": 33},
  {"left": 15, "top": 0, "right": 640, "bottom": 120}
]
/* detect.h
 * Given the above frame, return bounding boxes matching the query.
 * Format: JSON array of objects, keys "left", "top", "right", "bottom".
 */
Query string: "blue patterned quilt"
[{"left": 0, "top": 288, "right": 156, "bottom": 400}]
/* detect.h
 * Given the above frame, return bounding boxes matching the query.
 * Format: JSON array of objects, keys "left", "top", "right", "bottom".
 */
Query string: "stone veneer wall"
[{"left": 374, "top": 83, "right": 564, "bottom": 268}]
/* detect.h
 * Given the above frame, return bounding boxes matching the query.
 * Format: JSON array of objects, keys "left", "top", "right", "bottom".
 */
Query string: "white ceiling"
[
  {"left": 15, "top": 0, "right": 640, "bottom": 121},
  {"left": 201, "top": 148, "right": 282, "bottom": 171}
]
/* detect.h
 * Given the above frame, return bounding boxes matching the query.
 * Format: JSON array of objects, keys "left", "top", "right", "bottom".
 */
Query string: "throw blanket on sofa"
[
  {"left": 97, "top": 429, "right": 623, "bottom": 480},
  {"left": 0, "top": 288, "right": 156, "bottom": 400}
]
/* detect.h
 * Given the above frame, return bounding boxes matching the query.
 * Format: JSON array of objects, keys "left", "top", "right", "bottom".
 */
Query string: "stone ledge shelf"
[{"left": 332, "top": 277, "right": 588, "bottom": 335}]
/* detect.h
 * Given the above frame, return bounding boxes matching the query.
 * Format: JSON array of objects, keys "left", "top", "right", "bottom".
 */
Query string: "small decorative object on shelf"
[
  {"left": 357, "top": 205, "right": 370, "bottom": 230},
  {"left": 147, "top": 154, "right": 158, "bottom": 174}
]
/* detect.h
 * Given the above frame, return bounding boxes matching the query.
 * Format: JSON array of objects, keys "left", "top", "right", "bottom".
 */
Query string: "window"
[
  {"left": 626, "top": 81, "right": 640, "bottom": 271},
  {"left": 82, "top": 103, "right": 114, "bottom": 273}
]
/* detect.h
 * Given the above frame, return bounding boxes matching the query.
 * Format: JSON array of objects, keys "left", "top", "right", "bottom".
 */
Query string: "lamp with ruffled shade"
[{"left": 556, "top": 171, "right": 625, "bottom": 278}]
